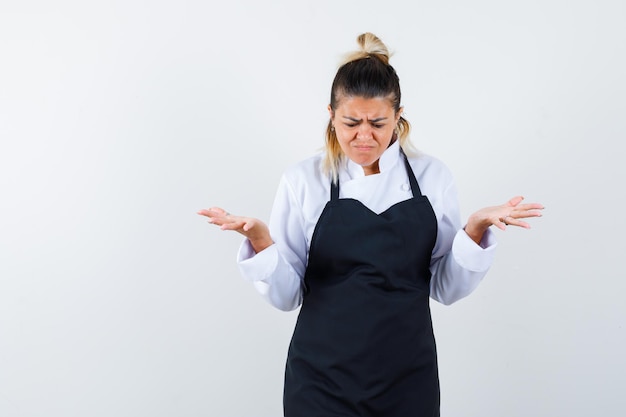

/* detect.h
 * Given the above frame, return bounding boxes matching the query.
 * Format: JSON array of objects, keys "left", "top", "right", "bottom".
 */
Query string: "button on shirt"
[{"left": 237, "top": 141, "right": 497, "bottom": 311}]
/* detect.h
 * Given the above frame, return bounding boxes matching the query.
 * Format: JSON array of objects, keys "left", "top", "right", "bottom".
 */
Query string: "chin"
[{"left": 350, "top": 156, "right": 373, "bottom": 166}]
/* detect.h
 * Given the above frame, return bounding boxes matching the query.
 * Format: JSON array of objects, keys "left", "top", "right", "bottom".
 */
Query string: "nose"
[{"left": 356, "top": 124, "right": 373, "bottom": 140}]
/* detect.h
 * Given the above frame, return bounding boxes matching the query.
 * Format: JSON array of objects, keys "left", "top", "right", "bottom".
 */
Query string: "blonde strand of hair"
[{"left": 340, "top": 32, "right": 391, "bottom": 67}]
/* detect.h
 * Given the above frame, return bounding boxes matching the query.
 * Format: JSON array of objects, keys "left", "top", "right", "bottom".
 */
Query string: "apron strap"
[
  {"left": 331, "top": 178, "right": 340, "bottom": 201},
  {"left": 401, "top": 149, "right": 423, "bottom": 197}
]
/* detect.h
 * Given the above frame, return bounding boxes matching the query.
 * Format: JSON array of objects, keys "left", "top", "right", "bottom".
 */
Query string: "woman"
[{"left": 199, "top": 33, "right": 543, "bottom": 417}]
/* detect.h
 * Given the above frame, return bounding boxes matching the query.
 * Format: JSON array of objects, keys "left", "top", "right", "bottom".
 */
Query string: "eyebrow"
[{"left": 342, "top": 116, "right": 388, "bottom": 123}]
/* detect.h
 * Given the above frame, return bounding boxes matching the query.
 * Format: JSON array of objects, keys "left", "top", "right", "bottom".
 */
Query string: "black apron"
[{"left": 284, "top": 152, "right": 440, "bottom": 417}]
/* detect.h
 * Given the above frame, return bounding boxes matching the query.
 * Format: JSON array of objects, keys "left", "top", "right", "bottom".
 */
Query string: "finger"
[
  {"left": 198, "top": 207, "right": 232, "bottom": 220},
  {"left": 198, "top": 208, "right": 221, "bottom": 218},
  {"left": 207, "top": 213, "right": 239, "bottom": 228},
  {"left": 506, "top": 196, "right": 525, "bottom": 207},
  {"left": 242, "top": 218, "right": 260, "bottom": 233},
  {"left": 512, "top": 203, "right": 545, "bottom": 211},
  {"left": 508, "top": 208, "right": 544, "bottom": 220},
  {"left": 510, "top": 215, "right": 532, "bottom": 228},
  {"left": 510, "top": 220, "right": 531, "bottom": 229},
  {"left": 208, "top": 207, "right": 229, "bottom": 216},
  {"left": 515, "top": 210, "right": 543, "bottom": 219},
  {"left": 494, "top": 216, "right": 508, "bottom": 231},
  {"left": 220, "top": 218, "right": 247, "bottom": 231},
  {"left": 197, "top": 209, "right": 212, "bottom": 217}
]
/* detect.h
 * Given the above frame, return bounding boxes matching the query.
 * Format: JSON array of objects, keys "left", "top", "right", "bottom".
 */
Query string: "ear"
[
  {"left": 327, "top": 104, "right": 334, "bottom": 120},
  {"left": 396, "top": 106, "right": 404, "bottom": 123}
]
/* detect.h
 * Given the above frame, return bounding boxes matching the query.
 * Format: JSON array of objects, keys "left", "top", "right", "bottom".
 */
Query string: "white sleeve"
[
  {"left": 429, "top": 179, "right": 497, "bottom": 305},
  {"left": 236, "top": 175, "right": 307, "bottom": 311}
]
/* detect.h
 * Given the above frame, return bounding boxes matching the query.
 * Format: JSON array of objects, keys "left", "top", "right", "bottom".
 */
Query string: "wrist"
[
  {"left": 464, "top": 223, "right": 487, "bottom": 245},
  {"left": 250, "top": 237, "right": 273, "bottom": 254}
]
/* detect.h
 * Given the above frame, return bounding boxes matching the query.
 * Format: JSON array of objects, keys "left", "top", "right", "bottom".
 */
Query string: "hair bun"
[{"left": 341, "top": 32, "right": 391, "bottom": 66}]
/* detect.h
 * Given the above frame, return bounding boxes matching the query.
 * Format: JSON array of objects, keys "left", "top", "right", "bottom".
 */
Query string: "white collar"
[{"left": 342, "top": 140, "right": 402, "bottom": 180}]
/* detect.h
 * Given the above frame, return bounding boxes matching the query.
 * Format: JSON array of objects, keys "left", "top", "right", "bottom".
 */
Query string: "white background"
[{"left": 1, "top": 1, "right": 625, "bottom": 416}]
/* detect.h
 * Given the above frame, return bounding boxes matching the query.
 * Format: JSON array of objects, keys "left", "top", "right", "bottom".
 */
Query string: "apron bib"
[{"left": 284, "top": 152, "right": 440, "bottom": 417}]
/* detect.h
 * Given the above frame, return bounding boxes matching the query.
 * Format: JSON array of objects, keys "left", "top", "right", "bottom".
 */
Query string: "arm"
[
  {"left": 235, "top": 175, "right": 309, "bottom": 311},
  {"left": 429, "top": 180, "right": 497, "bottom": 305},
  {"left": 429, "top": 180, "right": 543, "bottom": 305}
]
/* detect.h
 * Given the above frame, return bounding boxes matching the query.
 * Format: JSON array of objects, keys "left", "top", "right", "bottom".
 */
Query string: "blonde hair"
[{"left": 323, "top": 33, "right": 414, "bottom": 182}]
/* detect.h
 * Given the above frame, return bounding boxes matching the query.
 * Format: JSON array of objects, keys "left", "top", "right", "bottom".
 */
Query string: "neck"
[{"left": 363, "top": 160, "right": 380, "bottom": 176}]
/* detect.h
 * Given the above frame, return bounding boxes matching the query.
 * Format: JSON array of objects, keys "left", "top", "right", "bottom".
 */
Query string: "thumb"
[{"left": 507, "top": 196, "right": 524, "bottom": 207}]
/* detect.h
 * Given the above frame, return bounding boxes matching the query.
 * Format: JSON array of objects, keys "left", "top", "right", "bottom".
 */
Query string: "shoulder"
[
  {"left": 403, "top": 149, "right": 458, "bottom": 209},
  {"left": 279, "top": 152, "right": 329, "bottom": 204},
  {"left": 405, "top": 150, "right": 455, "bottom": 186},
  {"left": 404, "top": 150, "right": 461, "bottom": 220},
  {"left": 281, "top": 152, "right": 327, "bottom": 186}
]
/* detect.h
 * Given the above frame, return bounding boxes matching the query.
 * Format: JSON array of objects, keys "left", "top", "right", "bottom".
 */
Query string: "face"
[{"left": 329, "top": 96, "right": 401, "bottom": 175}]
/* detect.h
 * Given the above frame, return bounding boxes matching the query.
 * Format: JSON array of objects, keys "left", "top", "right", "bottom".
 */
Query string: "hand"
[
  {"left": 464, "top": 196, "right": 544, "bottom": 244},
  {"left": 197, "top": 207, "right": 274, "bottom": 253}
]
